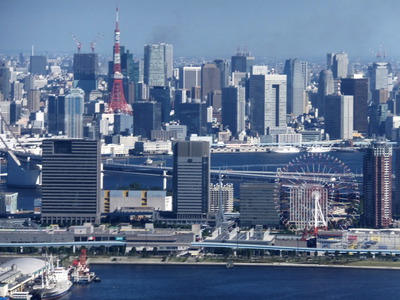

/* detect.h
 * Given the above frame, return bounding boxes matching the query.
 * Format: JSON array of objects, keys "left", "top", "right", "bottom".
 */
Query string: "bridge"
[{"left": 191, "top": 241, "right": 400, "bottom": 255}]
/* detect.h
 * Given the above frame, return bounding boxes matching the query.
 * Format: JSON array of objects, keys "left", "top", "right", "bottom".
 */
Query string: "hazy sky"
[{"left": 1, "top": 0, "right": 400, "bottom": 61}]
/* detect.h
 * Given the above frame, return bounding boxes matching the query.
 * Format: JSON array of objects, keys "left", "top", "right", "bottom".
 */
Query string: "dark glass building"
[
  {"left": 173, "top": 141, "right": 210, "bottom": 219},
  {"left": 41, "top": 139, "right": 101, "bottom": 225},
  {"left": 132, "top": 101, "right": 161, "bottom": 138},
  {"left": 341, "top": 78, "right": 368, "bottom": 134},
  {"left": 47, "top": 94, "right": 66, "bottom": 135},
  {"left": 178, "top": 101, "right": 207, "bottom": 136},
  {"left": 29, "top": 55, "right": 47, "bottom": 75},
  {"left": 73, "top": 53, "right": 98, "bottom": 95}
]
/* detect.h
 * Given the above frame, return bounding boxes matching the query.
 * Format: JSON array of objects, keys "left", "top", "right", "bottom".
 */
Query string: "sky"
[{"left": 1, "top": 0, "right": 400, "bottom": 61}]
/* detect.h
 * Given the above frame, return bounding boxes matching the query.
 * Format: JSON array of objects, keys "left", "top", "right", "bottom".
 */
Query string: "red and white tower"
[{"left": 108, "top": 6, "right": 132, "bottom": 114}]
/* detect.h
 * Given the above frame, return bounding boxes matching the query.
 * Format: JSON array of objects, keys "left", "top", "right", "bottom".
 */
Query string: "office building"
[
  {"left": 331, "top": 52, "right": 348, "bottom": 79},
  {"left": 149, "top": 86, "right": 171, "bottom": 123},
  {"left": 178, "top": 100, "right": 207, "bottom": 136},
  {"left": 201, "top": 63, "right": 221, "bottom": 101},
  {"left": 132, "top": 101, "right": 162, "bottom": 139},
  {"left": 29, "top": 55, "right": 47, "bottom": 75},
  {"left": 47, "top": 94, "right": 66, "bottom": 135},
  {"left": 249, "top": 74, "right": 287, "bottom": 136},
  {"left": 179, "top": 66, "right": 201, "bottom": 90},
  {"left": 27, "top": 90, "right": 41, "bottom": 113},
  {"left": 173, "top": 141, "right": 210, "bottom": 218},
  {"left": 221, "top": 86, "right": 246, "bottom": 135},
  {"left": 240, "top": 182, "right": 280, "bottom": 227},
  {"left": 395, "top": 149, "right": 400, "bottom": 218},
  {"left": 114, "top": 113, "right": 133, "bottom": 135},
  {"left": 11, "top": 81, "right": 24, "bottom": 101},
  {"left": 324, "top": 95, "right": 353, "bottom": 140},
  {"left": 143, "top": 43, "right": 173, "bottom": 87},
  {"left": 65, "top": 88, "right": 84, "bottom": 138},
  {"left": 209, "top": 183, "right": 234, "bottom": 213},
  {"left": 341, "top": 78, "right": 368, "bottom": 134},
  {"left": 73, "top": 53, "right": 98, "bottom": 94},
  {"left": 0, "top": 63, "right": 11, "bottom": 101},
  {"left": 284, "top": 58, "right": 308, "bottom": 116},
  {"left": 363, "top": 142, "right": 392, "bottom": 228},
  {"left": 41, "top": 139, "right": 101, "bottom": 225},
  {"left": 213, "top": 59, "right": 230, "bottom": 88},
  {"left": 369, "top": 62, "right": 390, "bottom": 92},
  {"left": 10, "top": 101, "right": 22, "bottom": 125},
  {"left": 231, "top": 50, "right": 255, "bottom": 73},
  {"left": 317, "top": 69, "right": 334, "bottom": 116}
]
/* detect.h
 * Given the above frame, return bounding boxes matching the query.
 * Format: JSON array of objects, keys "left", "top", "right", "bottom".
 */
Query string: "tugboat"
[{"left": 70, "top": 249, "right": 96, "bottom": 284}]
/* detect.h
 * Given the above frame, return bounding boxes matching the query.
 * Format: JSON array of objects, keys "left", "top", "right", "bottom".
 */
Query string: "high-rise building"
[
  {"left": 369, "top": 62, "right": 389, "bottom": 92},
  {"left": 221, "top": 86, "right": 246, "bottom": 135},
  {"left": 29, "top": 55, "right": 47, "bottom": 75},
  {"left": 341, "top": 78, "right": 368, "bottom": 134},
  {"left": 209, "top": 183, "right": 234, "bottom": 213},
  {"left": 240, "top": 182, "right": 280, "bottom": 227},
  {"left": 27, "top": 90, "right": 41, "bottom": 113},
  {"left": 201, "top": 63, "right": 221, "bottom": 101},
  {"left": 317, "top": 69, "right": 334, "bottom": 116},
  {"left": 331, "top": 52, "right": 348, "bottom": 79},
  {"left": 363, "top": 142, "right": 392, "bottom": 228},
  {"left": 0, "top": 63, "right": 11, "bottom": 101},
  {"left": 173, "top": 141, "right": 210, "bottom": 218},
  {"left": 394, "top": 148, "right": 400, "bottom": 218},
  {"left": 149, "top": 86, "right": 171, "bottom": 123},
  {"left": 284, "top": 58, "right": 307, "bottom": 116},
  {"left": 65, "top": 88, "right": 84, "bottom": 138},
  {"left": 143, "top": 43, "right": 173, "bottom": 87},
  {"left": 324, "top": 95, "right": 353, "bottom": 140},
  {"left": 213, "top": 59, "right": 230, "bottom": 88},
  {"left": 249, "top": 74, "right": 287, "bottom": 136},
  {"left": 132, "top": 101, "right": 161, "bottom": 138},
  {"left": 73, "top": 53, "right": 98, "bottom": 94},
  {"left": 179, "top": 66, "right": 201, "bottom": 90},
  {"left": 178, "top": 101, "right": 207, "bottom": 136},
  {"left": 47, "top": 94, "right": 66, "bottom": 135},
  {"left": 10, "top": 101, "right": 22, "bottom": 125},
  {"left": 231, "top": 50, "right": 255, "bottom": 73},
  {"left": 41, "top": 139, "right": 101, "bottom": 225},
  {"left": 11, "top": 81, "right": 24, "bottom": 101}
]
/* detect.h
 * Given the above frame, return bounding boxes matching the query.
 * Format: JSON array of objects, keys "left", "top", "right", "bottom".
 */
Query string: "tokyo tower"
[{"left": 108, "top": 6, "right": 132, "bottom": 114}]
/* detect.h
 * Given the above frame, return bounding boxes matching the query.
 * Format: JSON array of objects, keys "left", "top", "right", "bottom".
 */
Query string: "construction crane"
[
  {"left": 71, "top": 34, "right": 82, "bottom": 53},
  {"left": 90, "top": 33, "right": 104, "bottom": 53}
]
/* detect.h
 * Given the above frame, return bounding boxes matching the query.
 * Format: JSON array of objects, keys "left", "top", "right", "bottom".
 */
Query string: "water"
[{"left": 61, "top": 264, "right": 400, "bottom": 299}]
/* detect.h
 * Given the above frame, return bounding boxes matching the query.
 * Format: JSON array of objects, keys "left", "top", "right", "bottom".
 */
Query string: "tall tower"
[
  {"left": 108, "top": 7, "right": 132, "bottom": 114},
  {"left": 363, "top": 142, "right": 392, "bottom": 228}
]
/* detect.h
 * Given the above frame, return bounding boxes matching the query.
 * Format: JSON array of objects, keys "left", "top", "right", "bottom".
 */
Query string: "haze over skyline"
[{"left": 1, "top": 0, "right": 400, "bottom": 61}]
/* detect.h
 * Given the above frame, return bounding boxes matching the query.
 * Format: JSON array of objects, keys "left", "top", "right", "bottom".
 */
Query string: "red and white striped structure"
[{"left": 108, "top": 6, "right": 132, "bottom": 114}]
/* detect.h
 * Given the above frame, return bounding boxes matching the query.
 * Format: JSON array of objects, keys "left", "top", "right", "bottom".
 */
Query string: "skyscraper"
[
  {"left": 65, "top": 88, "right": 84, "bottom": 138},
  {"left": 369, "top": 62, "right": 389, "bottom": 92},
  {"left": 324, "top": 95, "right": 354, "bottom": 140},
  {"left": 201, "top": 63, "right": 221, "bottom": 101},
  {"left": 0, "top": 63, "right": 11, "bottom": 101},
  {"left": 173, "top": 141, "right": 210, "bottom": 219},
  {"left": 41, "top": 139, "right": 101, "bottom": 225},
  {"left": 27, "top": 90, "right": 41, "bottom": 113},
  {"left": 341, "top": 78, "right": 369, "bottom": 134},
  {"left": 179, "top": 66, "right": 201, "bottom": 90},
  {"left": 317, "top": 69, "right": 334, "bottom": 117},
  {"left": 249, "top": 74, "right": 287, "bottom": 136},
  {"left": 363, "top": 142, "right": 392, "bottom": 228},
  {"left": 29, "top": 55, "right": 47, "bottom": 75},
  {"left": 221, "top": 86, "right": 246, "bottom": 135},
  {"left": 331, "top": 52, "right": 348, "bottom": 79},
  {"left": 132, "top": 101, "right": 162, "bottom": 139},
  {"left": 143, "top": 43, "right": 173, "bottom": 87},
  {"left": 284, "top": 58, "right": 308, "bottom": 116},
  {"left": 178, "top": 101, "right": 207, "bottom": 136},
  {"left": 231, "top": 49, "right": 255, "bottom": 73},
  {"left": 48, "top": 94, "right": 65, "bottom": 135},
  {"left": 73, "top": 53, "right": 98, "bottom": 94}
]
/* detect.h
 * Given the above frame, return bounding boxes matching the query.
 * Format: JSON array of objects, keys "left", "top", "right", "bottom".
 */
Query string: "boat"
[
  {"left": 70, "top": 249, "right": 96, "bottom": 284},
  {"left": 306, "top": 146, "right": 331, "bottom": 153},
  {"left": 143, "top": 157, "right": 153, "bottom": 165},
  {"left": 270, "top": 146, "right": 300, "bottom": 153},
  {"left": 31, "top": 256, "right": 72, "bottom": 300},
  {"left": 10, "top": 292, "right": 30, "bottom": 300}
]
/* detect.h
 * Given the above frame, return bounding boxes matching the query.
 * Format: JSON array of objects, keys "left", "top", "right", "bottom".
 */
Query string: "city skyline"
[{"left": 1, "top": 0, "right": 400, "bottom": 60}]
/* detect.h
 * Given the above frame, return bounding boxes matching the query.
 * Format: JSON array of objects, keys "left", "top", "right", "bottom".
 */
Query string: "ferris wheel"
[{"left": 275, "top": 153, "right": 360, "bottom": 233}]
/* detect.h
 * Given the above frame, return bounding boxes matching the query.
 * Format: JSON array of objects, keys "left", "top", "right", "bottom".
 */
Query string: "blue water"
[{"left": 61, "top": 264, "right": 400, "bottom": 300}]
